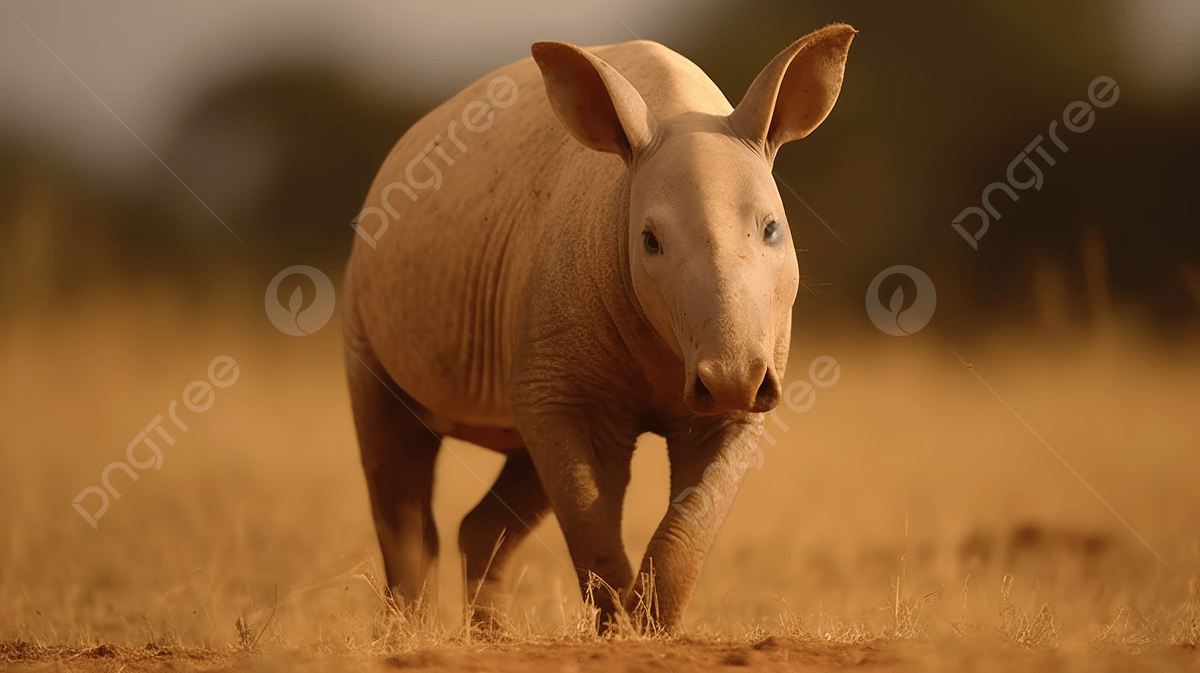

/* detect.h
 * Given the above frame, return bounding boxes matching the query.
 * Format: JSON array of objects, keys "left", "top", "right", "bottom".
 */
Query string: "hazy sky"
[
  {"left": 0, "top": 0, "right": 724, "bottom": 169},
  {"left": 2, "top": 0, "right": 1197, "bottom": 175}
]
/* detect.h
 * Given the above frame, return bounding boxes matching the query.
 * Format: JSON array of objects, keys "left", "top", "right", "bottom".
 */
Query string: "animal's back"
[{"left": 344, "top": 40, "right": 733, "bottom": 431}]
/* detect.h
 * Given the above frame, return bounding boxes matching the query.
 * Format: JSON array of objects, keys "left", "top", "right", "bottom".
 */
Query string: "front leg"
[
  {"left": 632, "top": 412, "right": 764, "bottom": 631},
  {"left": 515, "top": 402, "right": 640, "bottom": 630}
]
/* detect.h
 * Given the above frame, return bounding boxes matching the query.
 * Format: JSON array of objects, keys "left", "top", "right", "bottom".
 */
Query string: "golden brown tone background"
[{"left": 2, "top": 1, "right": 1198, "bottom": 670}]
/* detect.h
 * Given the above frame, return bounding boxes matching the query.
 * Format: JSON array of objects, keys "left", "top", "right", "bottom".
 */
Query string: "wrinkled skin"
[{"left": 342, "top": 23, "right": 855, "bottom": 631}]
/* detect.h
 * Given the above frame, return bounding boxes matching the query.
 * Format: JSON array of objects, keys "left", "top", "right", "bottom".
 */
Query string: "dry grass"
[
  {"left": 3, "top": 289, "right": 1199, "bottom": 670},
  {"left": 1090, "top": 579, "right": 1200, "bottom": 654}
]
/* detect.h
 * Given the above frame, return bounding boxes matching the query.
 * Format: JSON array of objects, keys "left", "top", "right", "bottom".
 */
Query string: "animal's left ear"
[{"left": 728, "top": 23, "right": 856, "bottom": 159}]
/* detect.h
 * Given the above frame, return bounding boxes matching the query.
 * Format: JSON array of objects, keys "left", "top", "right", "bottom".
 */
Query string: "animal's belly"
[
  {"left": 358, "top": 250, "right": 517, "bottom": 433},
  {"left": 443, "top": 423, "right": 526, "bottom": 451},
  {"left": 377, "top": 328, "right": 516, "bottom": 431}
]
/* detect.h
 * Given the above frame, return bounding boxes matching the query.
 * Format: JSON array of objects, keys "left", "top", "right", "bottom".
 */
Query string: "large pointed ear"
[
  {"left": 531, "top": 41, "right": 657, "bottom": 162},
  {"left": 728, "top": 24, "right": 856, "bottom": 157}
]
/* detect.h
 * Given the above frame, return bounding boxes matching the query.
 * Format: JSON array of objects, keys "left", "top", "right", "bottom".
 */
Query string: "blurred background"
[
  {"left": 2, "top": 0, "right": 1198, "bottom": 650},
  {"left": 3, "top": 0, "right": 1199, "bottom": 334}
]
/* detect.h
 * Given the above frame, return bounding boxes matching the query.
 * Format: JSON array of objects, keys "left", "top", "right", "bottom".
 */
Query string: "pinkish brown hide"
[{"left": 343, "top": 23, "right": 856, "bottom": 631}]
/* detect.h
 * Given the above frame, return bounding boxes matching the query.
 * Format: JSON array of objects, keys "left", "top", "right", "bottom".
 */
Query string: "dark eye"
[
  {"left": 763, "top": 218, "right": 782, "bottom": 244},
  {"left": 643, "top": 230, "right": 662, "bottom": 255}
]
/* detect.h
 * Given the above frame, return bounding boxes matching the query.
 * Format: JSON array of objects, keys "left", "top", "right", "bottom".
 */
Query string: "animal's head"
[{"left": 532, "top": 25, "right": 855, "bottom": 415}]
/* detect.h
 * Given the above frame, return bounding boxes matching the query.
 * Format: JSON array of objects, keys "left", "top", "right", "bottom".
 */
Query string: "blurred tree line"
[{"left": 1, "top": 0, "right": 1197, "bottom": 340}]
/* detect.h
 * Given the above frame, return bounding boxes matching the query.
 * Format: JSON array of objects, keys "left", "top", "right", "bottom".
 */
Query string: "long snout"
[
  {"left": 684, "top": 355, "right": 781, "bottom": 414},
  {"left": 666, "top": 226, "right": 796, "bottom": 416}
]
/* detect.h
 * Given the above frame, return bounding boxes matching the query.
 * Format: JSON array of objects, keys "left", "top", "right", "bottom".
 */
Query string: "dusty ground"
[
  {"left": 4, "top": 637, "right": 1200, "bottom": 672},
  {"left": 2, "top": 289, "right": 1199, "bottom": 671}
]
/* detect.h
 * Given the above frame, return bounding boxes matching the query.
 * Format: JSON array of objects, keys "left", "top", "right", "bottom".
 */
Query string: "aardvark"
[{"left": 343, "top": 23, "right": 856, "bottom": 631}]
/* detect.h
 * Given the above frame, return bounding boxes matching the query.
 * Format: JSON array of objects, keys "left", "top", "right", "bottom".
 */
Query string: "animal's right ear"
[{"left": 531, "top": 41, "right": 656, "bottom": 163}]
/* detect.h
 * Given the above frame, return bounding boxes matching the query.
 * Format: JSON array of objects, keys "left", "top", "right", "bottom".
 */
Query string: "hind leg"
[
  {"left": 459, "top": 450, "right": 551, "bottom": 626},
  {"left": 345, "top": 346, "right": 441, "bottom": 610}
]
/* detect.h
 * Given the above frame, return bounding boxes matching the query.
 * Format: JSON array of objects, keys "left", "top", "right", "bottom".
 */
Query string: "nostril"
[
  {"left": 693, "top": 374, "right": 712, "bottom": 408},
  {"left": 756, "top": 370, "right": 779, "bottom": 409}
]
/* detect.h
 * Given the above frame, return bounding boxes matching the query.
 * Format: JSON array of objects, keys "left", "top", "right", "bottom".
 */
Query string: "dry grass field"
[{"left": 2, "top": 288, "right": 1199, "bottom": 671}]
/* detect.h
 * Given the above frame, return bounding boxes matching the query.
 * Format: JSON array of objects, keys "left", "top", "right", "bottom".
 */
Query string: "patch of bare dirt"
[{"left": 5, "top": 637, "right": 1200, "bottom": 672}]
